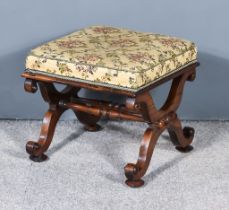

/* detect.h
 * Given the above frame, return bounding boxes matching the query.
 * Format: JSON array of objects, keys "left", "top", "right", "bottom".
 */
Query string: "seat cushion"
[{"left": 26, "top": 25, "right": 197, "bottom": 91}]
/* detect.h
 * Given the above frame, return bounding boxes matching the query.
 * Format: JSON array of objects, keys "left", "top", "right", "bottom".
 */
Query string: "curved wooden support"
[
  {"left": 124, "top": 127, "right": 164, "bottom": 187},
  {"left": 26, "top": 106, "right": 65, "bottom": 161},
  {"left": 38, "top": 82, "right": 79, "bottom": 104},
  {"left": 125, "top": 69, "right": 196, "bottom": 123},
  {"left": 126, "top": 93, "right": 160, "bottom": 123},
  {"left": 167, "top": 114, "right": 194, "bottom": 152},
  {"left": 25, "top": 81, "right": 78, "bottom": 161},
  {"left": 124, "top": 69, "right": 196, "bottom": 187},
  {"left": 160, "top": 69, "right": 196, "bottom": 113}
]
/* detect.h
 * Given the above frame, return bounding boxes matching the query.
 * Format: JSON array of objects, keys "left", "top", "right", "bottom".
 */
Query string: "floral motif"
[
  {"left": 56, "top": 40, "right": 86, "bottom": 48},
  {"left": 128, "top": 52, "right": 153, "bottom": 64},
  {"left": 56, "top": 63, "right": 72, "bottom": 74},
  {"left": 77, "top": 54, "right": 102, "bottom": 64},
  {"left": 110, "top": 39, "right": 137, "bottom": 47},
  {"left": 26, "top": 26, "right": 197, "bottom": 90},
  {"left": 159, "top": 38, "right": 185, "bottom": 49},
  {"left": 92, "top": 26, "right": 120, "bottom": 34},
  {"left": 75, "top": 65, "right": 96, "bottom": 75}
]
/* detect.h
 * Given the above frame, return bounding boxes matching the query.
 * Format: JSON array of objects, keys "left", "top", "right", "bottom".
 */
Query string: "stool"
[{"left": 21, "top": 26, "right": 198, "bottom": 187}]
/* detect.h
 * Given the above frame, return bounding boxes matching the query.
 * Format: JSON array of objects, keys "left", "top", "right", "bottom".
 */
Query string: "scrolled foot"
[
  {"left": 125, "top": 179, "right": 144, "bottom": 188},
  {"left": 26, "top": 141, "right": 40, "bottom": 154},
  {"left": 124, "top": 163, "right": 145, "bottom": 187},
  {"left": 183, "top": 126, "right": 195, "bottom": 139},
  {"left": 84, "top": 124, "right": 102, "bottom": 132},
  {"left": 176, "top": 145, "right": 193, "bottom": 153},
  {"left": 124, "top": 163, "right": 138, "bottom": 179},
  {"left": 26, "top": 141, "right": 48, "bottom": 161},
  {"left": 168, "top": 115, "right": 195, "bottom": 149},
  {"left": 29, "top": 154, "right": 48, "bottom": 162},
  {"left": 124, "top": 128, "right": 160, "bottom": 187},
  {"left": 174, "top": 127, "right": 194, "bottom": 152}
]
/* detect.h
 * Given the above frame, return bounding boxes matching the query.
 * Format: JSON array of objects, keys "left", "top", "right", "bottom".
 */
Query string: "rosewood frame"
[{"left": 21, "top": 62, "right": 198, "bottom": 187}]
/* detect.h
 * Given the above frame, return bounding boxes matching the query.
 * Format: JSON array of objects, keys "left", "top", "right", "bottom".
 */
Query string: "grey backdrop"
[{"left": 0, "top": 0, "right": 228, "bottom": 120}]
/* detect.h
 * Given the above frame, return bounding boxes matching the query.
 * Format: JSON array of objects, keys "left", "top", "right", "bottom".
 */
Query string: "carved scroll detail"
[
  {"left": 125, "top": 127, "right": 163, "bottom": 187},
  {"left": 25, "top": 82, "right": 78, "bottom": 161},
  {"left": 124, "top": 68, "right": 196, "bottom": 187},
  {"left": 24, "top": 79, "right": 38, "bottom": 93}
]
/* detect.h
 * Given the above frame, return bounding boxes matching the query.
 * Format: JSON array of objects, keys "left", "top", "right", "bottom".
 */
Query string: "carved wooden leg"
[
  {"left": 26, "top": 106, "right": 65, "bottom": 161},
  {"left": 124, "top": 127, "right": 164, "bottom": 187},
  {"left": 24, "top": 79, "right": 77, "bottom": 161},
  {"left": 74, "top": 111, "right": 101, "bottom": 132},
  {"left": 124, "top": 68, "right": 196, "bottom": 187},
  {"left": 167, "top": 114, "right": 194, "bottom": 152}
]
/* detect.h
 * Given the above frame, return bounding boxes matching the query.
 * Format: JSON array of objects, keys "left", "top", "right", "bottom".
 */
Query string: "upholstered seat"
[{"left": 26, "top": 25, "right": 197, "bottom": 91}]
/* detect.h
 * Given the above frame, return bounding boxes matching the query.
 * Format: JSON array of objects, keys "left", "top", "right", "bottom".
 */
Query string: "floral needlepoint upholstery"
[{"left": 26, "top": 26, "right": 197, "bottom": 91}]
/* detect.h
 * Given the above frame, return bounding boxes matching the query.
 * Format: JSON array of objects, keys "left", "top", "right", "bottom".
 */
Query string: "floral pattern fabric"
[{"left": 26, "top": 25, "right": 197, "bottom": 91}]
